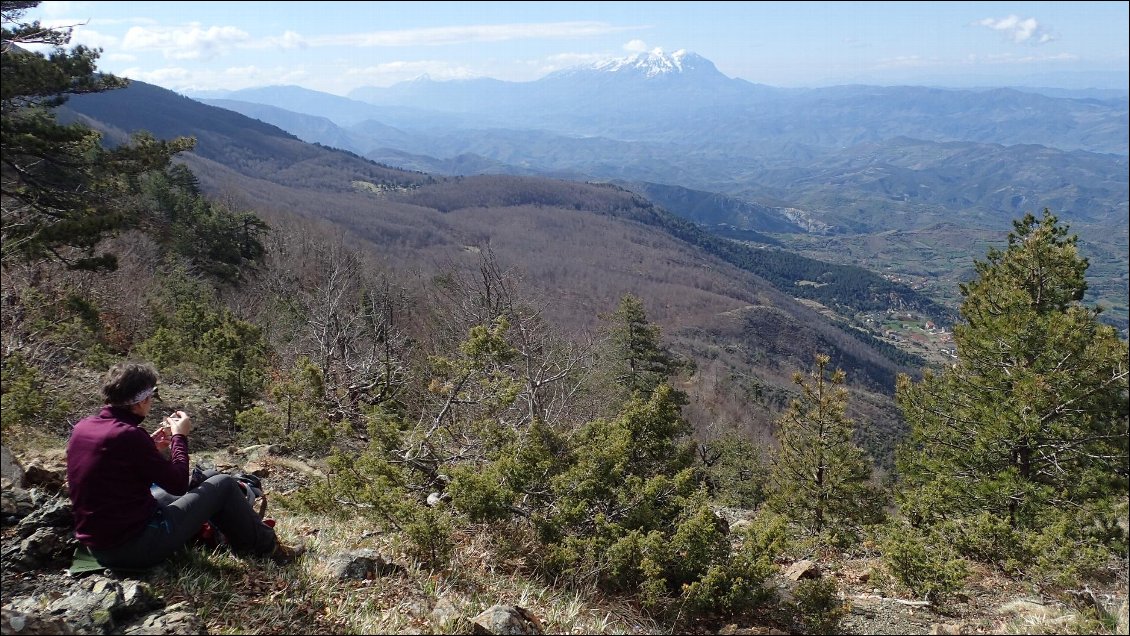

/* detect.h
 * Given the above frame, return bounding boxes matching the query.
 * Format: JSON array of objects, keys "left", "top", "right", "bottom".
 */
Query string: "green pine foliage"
[
  {"left": 879, "top": 521, "right": 970, "bottom": 604},
  {"left": 2, "top": 2, "right": 194, "bottom": 270},
  {"left": 137, "top": 270, "right": 269, "bottom": 424},
  {"left": 4, "top": 3, "right": 1126, "bottom": 619},
  {"left": 138, "top": 166, "right": 268, "bottom": 283},
  {"left": 450, "top": 381, "right": 775, "bottom": 616},
  {"left": 237, "top": 356, "right": 335, "bottom": 453},
  {"left": 0, "top": 351, "right": 71, "bottom": 439},
  {"left": 895, "top": 210, "right": 1129, "bottom": 584},
  {"left": 789, "top": 577, "right": 845, "bottom": 634},
  {"left": 601, "top": 294, "right": 689, "bottom": 401},
  {"left": 767, "top": 354, "right": 887, "bottom": 543},
  {"left": 700, "top": 432, "right": 769, "bottom": 509}
]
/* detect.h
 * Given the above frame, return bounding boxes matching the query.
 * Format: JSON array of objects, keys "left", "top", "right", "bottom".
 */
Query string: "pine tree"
[
  {"left": 767, "top": 353, "right": 884, "bottom": 537},
  {"left": 603, "top": 294, "right": 686, "bottom": 399},
  {"left": 896, "top": 210, "right": 1129, "bottom": 529},
  {"left": 2, "top": 0, "right": 192, "bottom": 270}
]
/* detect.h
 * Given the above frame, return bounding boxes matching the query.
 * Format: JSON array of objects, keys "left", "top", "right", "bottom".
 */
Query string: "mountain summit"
[
  {"left": 590, "top": 48, "right": 715, "bottom": 78},
  {"left": 545, "top": 48, "right": 730, "bottom": 84}
]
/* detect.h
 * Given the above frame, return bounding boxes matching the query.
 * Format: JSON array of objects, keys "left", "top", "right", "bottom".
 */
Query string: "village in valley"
[{"left": 865, "top": 309, "right": 956, "bottom": 364}]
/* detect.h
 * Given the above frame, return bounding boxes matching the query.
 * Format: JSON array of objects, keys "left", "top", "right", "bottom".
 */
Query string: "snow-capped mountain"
[
  {"left": 543, "top": 48, "right": 734, "bottom": 86},
  {"left": 339, "top": 49, "right": 764, "bottom": 133},
  {"left": 592, "top": 48, "right": 712, "bottom": 77},
  {"left": 592, "top": 48, "right": 696, "bottom": 75}
]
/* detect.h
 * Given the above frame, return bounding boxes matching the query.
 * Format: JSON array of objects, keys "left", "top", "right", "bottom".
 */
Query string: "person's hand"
[
  {"left": 166, "top": 411, "right": 193, "bottom": 437},
  {"left": 151, "top": 425, "right": 171, "bottom": 454}
]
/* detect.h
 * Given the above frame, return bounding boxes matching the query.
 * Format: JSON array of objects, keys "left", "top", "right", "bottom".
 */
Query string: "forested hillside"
[
  {"left": 61, "top": 77, "right": 954, "bottom": 445},
  {"left": 2, "top": 4, "right": 1127, "bottom": 634},
  {"left": 203, "top": 66, "right": 1129, "bottom": 335}
]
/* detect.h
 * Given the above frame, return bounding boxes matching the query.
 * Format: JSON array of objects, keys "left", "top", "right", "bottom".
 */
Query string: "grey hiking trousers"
[{"left": 90, "top": 472, "right": 277, "bottom": 570}]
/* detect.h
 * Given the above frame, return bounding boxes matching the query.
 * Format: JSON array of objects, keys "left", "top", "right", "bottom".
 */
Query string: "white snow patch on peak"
[{"left": 592, "top": 48, "right": 697, "bottom": 77}]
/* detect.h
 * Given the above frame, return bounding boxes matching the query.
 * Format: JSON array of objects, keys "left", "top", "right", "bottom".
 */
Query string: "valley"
[
  {"left": 5, "top": 6, "right": 1128, "bottom": 634},
  {"left": 191, "top": 50, "right": 1129, "bottom": 340}
]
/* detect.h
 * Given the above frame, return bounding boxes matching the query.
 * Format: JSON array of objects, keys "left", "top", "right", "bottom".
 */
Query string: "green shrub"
[
  {"left": 681, "top": 530, "right": 777, "bottom": 615},
  {"left": 790, "top": 577, "right": 844, "bottom": 634},
  {"left": 403, "top": 505, "right": 454, "bottom": 569},
  {"left": 235, "top": 406, "right": 279, "bottom": 446},
  {"left": 948, "top": 512, "right": 1027, "bottom": 573},
  {"left": 736, "top": 510, "right": 798, "bottom": 561},
  {"left": 669, "top": 502, "right": 731, "bottom": 584},
  {"left": 448, "top": 464, "right": 514, "bottom": 522},
  {"left": 880, "top": 522, "right": 968, "bottom": 604},
  {"left": 701, "top": 432, "right": 768, "bottom": 508},
  {"left": 0, "top": 354, "right": 72, "bottom": 438},
  {"left": 1022, "top": 507, "right": 1121, "bottom": 589}
]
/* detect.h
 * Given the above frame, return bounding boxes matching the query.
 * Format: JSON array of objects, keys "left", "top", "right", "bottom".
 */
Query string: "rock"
[
  {"left": 123, "top": 602, "right": 208, "bottom": 635},
  {"left": 717, "top": 625, "right": 788, "bottom": 635},
  {"left": 1, "top": 445, "right": 25, "bottom": 486},
  {"left": 470, "top": 605, "right": 544, "bottom": 635},
  {"left": 1, "top": 483, "right": 34, "bottom": 524},
  {"left": 729, "top": 519, "right": 754, "bottom": 534},
  {"left": 22, "top": 462, "right": 65, "bottom": 494},
  {"left": 237, "top": 444, "right": 283, "bottom": 460},
  {"left": 930, "top": 623, "right": 964, "bottom": 635},
  {"left": 784, "top": 559, "right": 821, "bottom": 581},
  {"left": 430, "top": 597, "right": 462, "bottom": 628},
  {"left": 0, "top": 608, "right": 77, "bottom": 635},
  {"left": 15, "top": 496, "right": 73, "bottom": 538},
  {"left": 325, "top": 549, "right": 405, "bottom": 580},
  {"left": 242, "top": 460, "right": 271, "bottom": 478},
  {"left": 18, "top": 525, "right": 76, "bottom": 567}
]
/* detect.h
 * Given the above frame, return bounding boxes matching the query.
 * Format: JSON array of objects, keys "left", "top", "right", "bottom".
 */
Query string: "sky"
[{"left": 20, "top": 1, "right": 1130, "bottom": 96}]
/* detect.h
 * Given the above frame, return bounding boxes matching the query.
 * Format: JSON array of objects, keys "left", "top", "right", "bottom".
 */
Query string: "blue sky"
[{"left": 25, "top": 1, "right": 1130, "bottom": 95}]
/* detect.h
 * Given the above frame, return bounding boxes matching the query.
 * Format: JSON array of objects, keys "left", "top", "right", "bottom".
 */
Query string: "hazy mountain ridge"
[
  {"left": 205, "top": 94, "right": 1126, "bottom": 234},
  {"left": 335, "top": 49, "right": 1126, "bottom": 153},
  {"left": 64, "top": 79, "right": 943, "bottom": 447},
  {"left": 193, "top": 54, "right": 1129, "bottom": 329}
]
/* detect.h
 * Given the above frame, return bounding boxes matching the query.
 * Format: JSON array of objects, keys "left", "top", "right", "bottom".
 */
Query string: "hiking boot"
[{"left": 270, "top": 540, "right": 306, "bottom": 565}]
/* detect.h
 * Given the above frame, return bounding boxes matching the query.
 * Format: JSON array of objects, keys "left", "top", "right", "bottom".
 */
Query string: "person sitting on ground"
[{"left": 66, "top": 361, "right": 304, "bottom": 569}]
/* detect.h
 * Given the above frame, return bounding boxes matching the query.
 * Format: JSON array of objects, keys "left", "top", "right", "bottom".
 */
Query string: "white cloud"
[
  {"left": 38, "top": 1, "right": 91, "bottom": 19},
  {"left": 102, "top": 52, "right": 136, "bottom": 63},
  {"left": 623, "top": 39, "right": 649, "bottom": 53},
  {"left": 120, "top": 65, "right": 193, "bottom": 85},
  {"left": 976, "top": 52, "right": 1079, "bottom": 65},
  {"left": 117, "top": 64, "right": 311, "bottom": 93},
  {"left": 975, "top": 15, "right": 1055, "bottom": 45},
  {"left": 344, "top": 60, "right": 478, "bottom": 85},
  {"left": 535, "top": 52, "right": 609, "bottom": 75},
  {"left": 254, "top": 31, "right": 308, "bottom": 50},
  {"left": 121, "top": 24, "right": 252, "bottom": 60},
  {"left": 316, "top": 21, "right": 639, "bottom": 48},
  {"left": 54, "top": 26, "right": 119, "bottom": 50}
]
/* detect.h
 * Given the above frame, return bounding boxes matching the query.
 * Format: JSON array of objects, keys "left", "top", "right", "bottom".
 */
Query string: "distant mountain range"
[
  {"left": 186, "top": 49, "right": 1127, "bottom": 332},
  {"left": 62, "top": 78, "right": 947, "bottom": 450}
]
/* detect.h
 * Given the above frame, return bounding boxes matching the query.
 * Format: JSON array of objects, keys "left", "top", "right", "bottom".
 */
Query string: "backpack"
[
  {"left": 232, "top": 472, "right": 267, "bottom": 519},
  {"left": 189, "top": 466, "right": 267, "bottom": 519},
  {"left": 188, "top": 468, "right": 271, "bottom": 550}
]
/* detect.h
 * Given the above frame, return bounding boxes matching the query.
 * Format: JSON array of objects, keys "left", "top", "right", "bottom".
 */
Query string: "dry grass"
[{"left": 150, "top": 510, "right": 663, "bottom": 635}]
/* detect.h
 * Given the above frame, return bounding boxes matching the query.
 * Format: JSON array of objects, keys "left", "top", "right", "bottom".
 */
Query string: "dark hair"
[{"left": 101, "top": 362, "right": 159, "bottom": 405}]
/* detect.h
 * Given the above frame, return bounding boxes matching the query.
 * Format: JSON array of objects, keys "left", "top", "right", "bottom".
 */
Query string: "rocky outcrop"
[
  {"left": 0, "top": 446, "right": 208, "bottom": 635},
  {"left": 470, "top": 604, "right": 544, "bottom": 635},
  {"left": 0, "top": 445, "right": 555, "bottom": 635}
]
